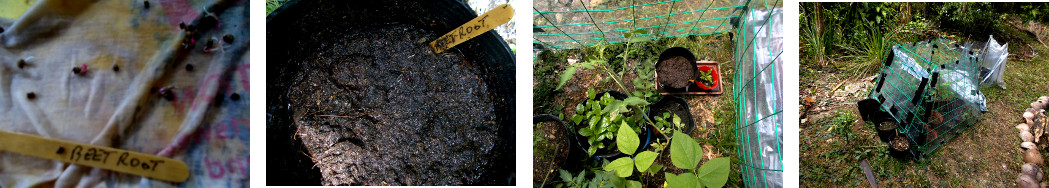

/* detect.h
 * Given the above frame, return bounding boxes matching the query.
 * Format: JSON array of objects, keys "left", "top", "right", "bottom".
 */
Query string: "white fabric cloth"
[{"left": 0, "top": 0, "right": 249, "bottom": 187}]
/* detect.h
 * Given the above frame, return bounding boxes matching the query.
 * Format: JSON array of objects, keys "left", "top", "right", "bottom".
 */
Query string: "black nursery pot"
[
  {"left": 645, "top": 96, "right": 696, "bottom": 140},
  {"left": 533, "top": 114, "right": 583, "bottom": 172},
  {"left": 576, "top": 90, "right": 652, "bottom": 160},
  {"left": 875, "top": 117, "right": 898, "bottom": 143},
  {"left": 267, "top": 0, "right": 515, "bottom": 185},
  {"left": 656, "top": 47, "right": 699, "bottom": 92},
  {"left": 888, "top": 136, "right": 912, "bottom": 160}
]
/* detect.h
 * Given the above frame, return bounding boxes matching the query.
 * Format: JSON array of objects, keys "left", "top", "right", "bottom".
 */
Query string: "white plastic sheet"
[
  {"left": 735, "top": 8, "right": 782, "bottom": 188},
  {"left": 979, "top": 35, "right": 1008, "bottom": 89}
]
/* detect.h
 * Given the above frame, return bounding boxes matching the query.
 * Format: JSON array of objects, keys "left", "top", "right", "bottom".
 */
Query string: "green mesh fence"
[
  {"left": 532, "top": 0, "right": 743, "bottom": 50},
  {"left": 731, "top": 1, "right": 782, "bottom": 187},
  {"left": 866, "top": 38, "right": 983, "bottom": 159}
]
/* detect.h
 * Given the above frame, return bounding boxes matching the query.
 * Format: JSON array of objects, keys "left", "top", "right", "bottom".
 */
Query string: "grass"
[
  {"left": 800, "top": 4, "right": 838, "bottom": 66},
  {"left": 840, "top": 20, "right": 898, "bottom": 76}
]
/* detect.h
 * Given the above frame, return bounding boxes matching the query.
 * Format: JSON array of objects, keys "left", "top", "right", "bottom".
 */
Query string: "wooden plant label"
[
  {"left": 0, "top": 130, "right": 189, "bottom": 182},
  {"left": 429, "top": 4, "right": 514, "bottom": 54}
]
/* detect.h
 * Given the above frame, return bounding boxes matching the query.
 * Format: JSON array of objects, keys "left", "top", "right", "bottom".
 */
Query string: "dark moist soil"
[
  {"left": 266, "top": 105, "right": 323, "bottom": 185},
  {"left": 287, "top": 24, "right": 504, "bottom": 186},
  {"left": 533, "top": 121, "right": 569, "bottom": 182},
  {"left": 644, "top": 149, "right": 688, "bottom": 187},
  {"left": 657, "top": 56, "right": 695, "bottom": 89}
]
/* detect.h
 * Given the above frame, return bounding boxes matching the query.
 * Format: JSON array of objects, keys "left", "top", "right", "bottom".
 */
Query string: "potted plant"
[
  {"left": 570, "top": 89, "right": 651, "bottom": 160},
  {"left": 693, "top": 66, "right": 719, "bottom": 90},
  {"left": 534, "top": 114, "right": 582, "bottom": 183},
  {"left": 644, "top": 96, "right": 696, "bottom": 140},
  {"left": 655, "top": 47, "right": 699, "bottom": 92}
]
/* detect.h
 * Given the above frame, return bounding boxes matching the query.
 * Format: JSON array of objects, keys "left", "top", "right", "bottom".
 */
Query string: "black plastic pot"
[
  {"left": 874, "top": 117, "right": 898, "bottom": 143},
  {"left": 267, "top": 0, "right": 515, "bottom": 185},
  {"left": 888, "top": 136, "right": 912, "bottom": 160},
  {"left": 857, "top": 98, "right": 883, "bottom": 122},
  {"left": 533, "top": 114, "right": 583, "bottom": 174},
  {"left": 575, "top": 90, "right": 652, "bottom": 160},
  {"left": 656, "top": 47, "right": 699, "bottom": 92},
  {"left": 645, "top": 96, "right": 696, "bottom": 140}
]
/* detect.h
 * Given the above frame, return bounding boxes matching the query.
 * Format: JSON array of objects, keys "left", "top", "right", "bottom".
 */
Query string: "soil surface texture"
[
  {"left": 533, "top": 121, "right": 569, "bottom": 182},
  {"left": 286, "top": 24, "right": 505, "bottom": 186},
  {"left": 658, "top": 56, "right": 696, "bottom": 89}
]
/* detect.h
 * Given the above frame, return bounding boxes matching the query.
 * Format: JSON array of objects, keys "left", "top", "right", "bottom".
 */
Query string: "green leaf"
[
  {"left": 557, "top": 68, "right": 577, "bottom": 90},
  {"left": 602, "top": 100, "right": 626, "bottom": 119},
  {"left": 600, "top": 117, "right": 611, "bottom": 128},
  {"left": 626, "top": 180, "right": 642, "bottom": 188},
  {"left": 587, "top": 147, "right": 597, "bottom": 157},
  {"left": 616, "top": 123, "right": 639, "bottom": 155},
  {"left": 583, "top": 55, "right": 597, "bottom": 62},
  {"left": 664, "top": 172, "right": 699, "bottom": 188},
  {"left": 587, "top": 88, "right": 596, "bottom": 101},
  {"left": 559, "top": 169, "right": 573, "bottom": 182},
  {"left": 647, "top": 164, "right": 663, "bottom": 174},
  {"left": 575, "top": 170, "right": 586, "bottom": 184},
  {"left": 572, "top": 115, "right": 584, "bottom": 125},
  {"left": 621, "top": 97, "right": 648, "bottom": 107},
  {"left": 672, "top": 114, "right": 681, "bottom": 127},
  {"left": 633, "top": 151, "right": 658, "bottom": 173},
  {"left": 670, "top": 131, "right": 703, "bottom": 169},
  {"left": 603, "top": 157, "right": 634, "bottom": 177},
  {"left": 697, "top": 157, "right": 731, "bottom": 188},
  {"left": 652, "top": 119, "right": 664, "bottom": 130},
  {"left": 580, "top": 63, "right": 595, "bottom": 69},
  {"left": 588, "top": 117, "right": 599, "bottom": 129}
]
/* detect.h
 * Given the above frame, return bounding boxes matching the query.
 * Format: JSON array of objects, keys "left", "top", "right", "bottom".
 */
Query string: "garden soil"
[
  {"left": 533, "top": 121, "right": 569, "bottom": 182},
  {"left": 285, "top": 24, "right": 508, "bottom": 185},
  {"left": 658, "top": 56, "right": 696, "bottom": 89}
]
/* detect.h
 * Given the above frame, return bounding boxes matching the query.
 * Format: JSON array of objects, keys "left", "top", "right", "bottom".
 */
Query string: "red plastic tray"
[{"left": 654, "top": 61, "right": 724, "bottom": 95}]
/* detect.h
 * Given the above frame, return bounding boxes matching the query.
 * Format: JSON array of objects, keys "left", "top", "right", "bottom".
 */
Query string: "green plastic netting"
[
  {"left": 535, "top": 0, "right": 783, "bottom": 187},
  {"left": 731, "top": 2, "right": 782, "bottom": 188},
  {"left": 532, "top": 0, "right": 742, "bottom": 50},
  {"left": 864, "top": 38, "right": 984, "bottom": 159}
]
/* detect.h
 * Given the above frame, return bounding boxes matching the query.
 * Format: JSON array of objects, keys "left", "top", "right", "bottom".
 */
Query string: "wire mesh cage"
[
  {"left": 863, "top": 38, "right": 984, "bottom": 160},
  {"left": 732, "top": 2, "right": 782, "bottom": 188},
  {"left": 532, "top": 0, "right": 743, "bottom": 50}
]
